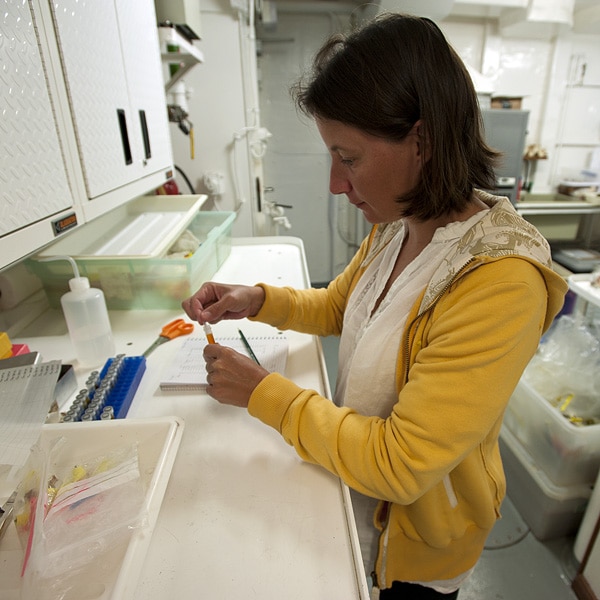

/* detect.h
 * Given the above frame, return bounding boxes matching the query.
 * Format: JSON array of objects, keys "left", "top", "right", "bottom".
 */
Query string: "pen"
[
  {"left": 203, "top": 323, "right": 216, "bottom": 344},
  {"left": 238, "top": 329, "right": 261, "bottom": 365}
]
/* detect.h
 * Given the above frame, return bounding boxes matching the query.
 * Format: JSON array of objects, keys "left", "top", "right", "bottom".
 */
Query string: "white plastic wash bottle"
[{"left": 41, "top": 256, "right": 115, "bottom": 367}]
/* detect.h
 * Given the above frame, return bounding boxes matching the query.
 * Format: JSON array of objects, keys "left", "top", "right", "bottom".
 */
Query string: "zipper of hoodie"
[{"left": 372, "top": 258, "right": 478, "bottom": 590}]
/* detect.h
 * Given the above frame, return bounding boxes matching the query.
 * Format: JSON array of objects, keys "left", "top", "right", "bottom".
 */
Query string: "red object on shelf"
[
  {"left": 156, "top": 179, "right": 180, "bottom": 195},
  {"left": 11, "top": 344, "right": 30, "bottom": 356}
]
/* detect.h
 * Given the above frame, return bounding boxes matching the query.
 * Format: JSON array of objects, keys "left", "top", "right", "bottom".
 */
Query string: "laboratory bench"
[{"left": 0, "top": 238, "right": 368, "bottom": 599}]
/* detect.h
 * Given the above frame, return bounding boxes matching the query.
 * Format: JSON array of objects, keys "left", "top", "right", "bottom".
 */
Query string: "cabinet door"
[
  {"left": 49, "top": 0, "right": 133, "bottom": 199},
  {"left": 49, "top": 0, "right": 171, "bottom": 200},
  {"left": 115, "top": 0, "right": 173, "bottom": 178},
  {"left": 0, "top": 1, "right": 76, "bottom": 268}
]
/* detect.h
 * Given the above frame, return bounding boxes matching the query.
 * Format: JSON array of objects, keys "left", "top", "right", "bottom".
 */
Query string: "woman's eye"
[{"left": 340, "top": 157, "right": 354, "bottom": 166}]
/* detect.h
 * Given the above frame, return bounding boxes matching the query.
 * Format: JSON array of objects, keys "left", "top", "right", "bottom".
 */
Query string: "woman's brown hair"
[{"left": 293, "top": 13, "right": 500, "bottom": 220}]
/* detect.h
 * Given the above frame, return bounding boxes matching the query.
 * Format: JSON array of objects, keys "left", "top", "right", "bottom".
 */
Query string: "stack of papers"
[
  {"left": 160, "top": 335, "right": 288, "bottom": 391},
  {"left": 0, "top": 361, "right": 61, "bottom": 468}
]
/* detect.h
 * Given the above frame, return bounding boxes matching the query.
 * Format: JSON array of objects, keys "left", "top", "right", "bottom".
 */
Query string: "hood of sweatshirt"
[{"left": 365, "top": 190, "right": 567, "bottom": 332}]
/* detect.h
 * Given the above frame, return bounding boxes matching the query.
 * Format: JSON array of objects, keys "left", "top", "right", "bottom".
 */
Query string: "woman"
[{"left": 182, "top": 14, "right": 567, "bottom": 599}]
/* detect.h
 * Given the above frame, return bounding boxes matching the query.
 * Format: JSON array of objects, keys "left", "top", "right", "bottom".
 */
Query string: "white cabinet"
[
  {"left": 0, "top": 0, "right": 81, "bottom": 270},
  {"left": 48, "top": 0, "right": 173, "bottom": 208},
  {"left": 0, "top": 0, "right": 173, "bottom": 271}
]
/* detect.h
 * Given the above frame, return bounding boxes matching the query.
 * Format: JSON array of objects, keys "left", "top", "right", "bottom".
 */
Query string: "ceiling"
[
  {"left": 448, "top": 0, "right": 598, "bottom": 19},
  {"left": 447, "top": 0, "right": 600, "bottom": 36},
  {"left": 270, "top": 0, "right": 600, "bottom": 35}
]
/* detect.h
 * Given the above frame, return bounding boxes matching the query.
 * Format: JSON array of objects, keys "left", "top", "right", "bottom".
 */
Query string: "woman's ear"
[{"left": 412, "top": 120, "right": 431, "bottom": 162}]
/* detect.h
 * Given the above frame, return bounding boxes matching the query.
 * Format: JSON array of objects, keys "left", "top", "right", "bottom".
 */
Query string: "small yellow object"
[
  {"left": 96, "top": 459, "right": 113, "bottom": 474},
  {"left": 70, "top": 465, "right": 87, "bottom": 482},
  {"left": 0, "top": 331, "right": 12, "bottom": 359},
  {"left": 558, "top": 393, "right": 574, "bottom": 412},
  {"left": 47, "top": 486, "right": 57, "bottom": 504},
  {"left": 15, "top": 511, "right": 29, "bottom": 530}
]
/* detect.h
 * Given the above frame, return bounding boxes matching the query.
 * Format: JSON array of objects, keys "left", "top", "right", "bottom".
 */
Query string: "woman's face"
[{"left": 316, "top": 118, "right": 424, "bottom": 224}]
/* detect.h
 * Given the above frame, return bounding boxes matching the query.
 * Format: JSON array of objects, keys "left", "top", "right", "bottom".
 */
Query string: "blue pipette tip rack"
[
  {"left": 62, "top": 355, "right": 146, "bottom": 422},
  {"left": 99, "top": 355, "right": 146, "bottom": 418}
]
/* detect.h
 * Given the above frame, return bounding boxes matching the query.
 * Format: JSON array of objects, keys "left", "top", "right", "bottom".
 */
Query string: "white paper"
[{"left": 0, "top": 361, "right": 61, "bottom": 467}]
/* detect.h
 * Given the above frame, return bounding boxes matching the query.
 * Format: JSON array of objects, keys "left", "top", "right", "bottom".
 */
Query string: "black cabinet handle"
[
  {"left": 117, "top": 109, "right": 132, "bottom": 165},
  {"left": 139, "top": 109, "right": 151, "bottom": 160}
]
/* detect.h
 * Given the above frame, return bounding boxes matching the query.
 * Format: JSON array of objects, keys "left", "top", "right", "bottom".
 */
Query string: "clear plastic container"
[
  {"left": 29, "top": 211, "right": 235, "bottom": 310},
  {"left": 499, "top": 426, "right": 592, "bottom": 541},
  {"left": 504, "top": 378, "right": 600, "bottom": 487}
]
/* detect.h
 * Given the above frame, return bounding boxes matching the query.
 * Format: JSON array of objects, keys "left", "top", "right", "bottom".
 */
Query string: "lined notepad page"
[
  {"left": 0, "top": 361, "right": 61, "bottom": 467},
  {"left": 160, "top": 336, "right": 288, "bottom": 391}
]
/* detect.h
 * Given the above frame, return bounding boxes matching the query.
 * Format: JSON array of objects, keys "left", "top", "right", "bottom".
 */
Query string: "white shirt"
[{"left": 335, "top": 211, "right": 488, "bottom": 592}]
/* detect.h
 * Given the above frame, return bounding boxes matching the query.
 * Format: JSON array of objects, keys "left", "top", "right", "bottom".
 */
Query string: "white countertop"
[
  {"left": 569, "top": 273, "right": 600, "bottom": 309},
  {"left": 516, "top": 195, "right": 600, "bottom": 215},
  {"left": 1, "top": 238, "right": 368, "bottom": 599}
]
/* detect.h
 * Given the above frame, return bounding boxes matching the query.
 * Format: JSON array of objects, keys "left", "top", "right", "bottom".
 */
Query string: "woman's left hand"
[{"left": 203, "top": 343, "right": 270, "bottom": 407}]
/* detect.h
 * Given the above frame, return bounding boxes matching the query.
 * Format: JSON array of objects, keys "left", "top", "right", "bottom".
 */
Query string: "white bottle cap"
[{"left": 69, "top": 276, "right": 91, "bottom": 292}]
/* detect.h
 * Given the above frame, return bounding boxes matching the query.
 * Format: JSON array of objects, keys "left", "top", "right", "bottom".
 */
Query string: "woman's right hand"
[{"left": 181, "top": 282, "right": 265, "bottom": 325}]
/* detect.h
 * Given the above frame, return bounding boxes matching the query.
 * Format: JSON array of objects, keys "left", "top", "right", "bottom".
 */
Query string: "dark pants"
[{"left": 379, "top": 581, "right": 459, "bottom": 599}]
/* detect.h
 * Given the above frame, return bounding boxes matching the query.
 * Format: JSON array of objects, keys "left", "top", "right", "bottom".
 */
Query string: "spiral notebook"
[{"left": 160, "top": 334, "right": 288, "bottom": 391}]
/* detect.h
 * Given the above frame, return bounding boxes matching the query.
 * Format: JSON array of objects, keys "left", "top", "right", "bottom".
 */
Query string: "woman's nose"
[{"left": 329, "top": 165, "right": 352, "bottom": 195}]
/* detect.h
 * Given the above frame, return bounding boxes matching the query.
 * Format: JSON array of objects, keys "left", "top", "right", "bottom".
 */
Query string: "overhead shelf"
[{"left": 158, "top": 26, "right": 204, "bottom": 91}]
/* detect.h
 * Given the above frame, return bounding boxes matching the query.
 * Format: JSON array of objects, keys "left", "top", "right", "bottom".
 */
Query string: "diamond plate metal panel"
[{"left": 0, "top": 1, "right": 74, "bottom": 237}]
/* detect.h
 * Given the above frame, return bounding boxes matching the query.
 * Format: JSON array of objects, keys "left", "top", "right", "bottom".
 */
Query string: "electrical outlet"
[{"left": 203, "top": 172, "right": 225, "bottom": 195}]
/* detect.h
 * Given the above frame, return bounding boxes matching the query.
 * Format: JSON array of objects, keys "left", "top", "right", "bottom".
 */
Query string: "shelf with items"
[
  {"left": 158, "top": 26, "right": 204, "bottom": 91},
  {"left": 568, "top": 273, "right": 600, "bottom": 309}
]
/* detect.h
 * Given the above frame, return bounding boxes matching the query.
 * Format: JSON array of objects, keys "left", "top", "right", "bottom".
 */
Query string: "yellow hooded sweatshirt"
[{"left": 247, "top": 193, "right": 567, "bottom": 588}]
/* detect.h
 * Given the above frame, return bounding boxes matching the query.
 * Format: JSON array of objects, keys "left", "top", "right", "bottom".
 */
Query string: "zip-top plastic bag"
[{"left": 14, "top": 438, "right": 147, "bottom": 600}]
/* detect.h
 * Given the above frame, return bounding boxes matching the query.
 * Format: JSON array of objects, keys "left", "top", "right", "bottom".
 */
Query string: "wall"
[
  {"left": 168, "top": 0, "right": 259, "bottom": 237},
  {"left": 256, "top": 7, "right": 600, "bottom": 281},
  {"left": 441, "top": 20, "right": 600, "bottom": 194},
  {"left": 257, "top": 8, "right": 369, "bottom": 283}
]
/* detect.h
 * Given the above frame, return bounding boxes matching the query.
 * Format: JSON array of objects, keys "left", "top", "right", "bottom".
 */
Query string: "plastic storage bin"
[
  {"left": 503, "top": 378, "right": 600, "bottom": 487},
  {"left": 28, "top": 210, "right": 235, "bottom": 310},
  {"left": 36, "top": 195, "right": 207, "bottom": 259},
  {"left": 0, "top": 417, "right": 184, "bottom": 599},
  {"left": 500, "top": 426, "right": 592, "bottom": 541}
]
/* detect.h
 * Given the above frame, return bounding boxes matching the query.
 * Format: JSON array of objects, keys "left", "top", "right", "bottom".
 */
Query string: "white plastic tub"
[
  {"left": 0, "top": 416, "right": 184, "bottom": 600},
  {"left": 500, "top": 426, "right": 592, "bottom": 541},
  {"left": 504, "top": 378, "right": 600, "bottom": 487}
]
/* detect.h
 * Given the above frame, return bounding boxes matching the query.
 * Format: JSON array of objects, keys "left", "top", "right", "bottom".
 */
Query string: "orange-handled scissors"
[{"left": 142, "top": 318, "right": 194, "bottom": 357}]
